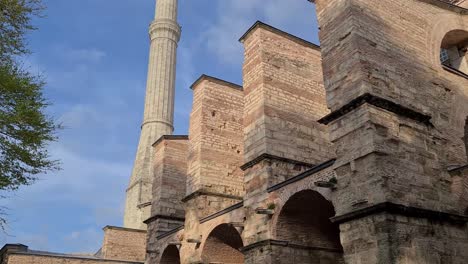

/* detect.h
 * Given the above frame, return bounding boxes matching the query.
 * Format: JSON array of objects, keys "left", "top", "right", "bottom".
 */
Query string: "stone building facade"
[
  {"left": 146, "top": 0, "right": 468, "bottom": 263},
  {"left": 2, "top": 0, "right": 468, "bottom": 263}
]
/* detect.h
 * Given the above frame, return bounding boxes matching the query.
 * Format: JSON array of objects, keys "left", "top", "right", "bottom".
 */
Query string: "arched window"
[
  {"left": 440, "top": 30, "right": 468, "bottom": 76},
  {"left": 201, "top": 224, "right": 244, "bottom": 264},
  {"left": 160, "top": 245, "right": 180, "bottom": 264},
  {"left": 276, "top": 190, "right": 343, "bottom": 263}
]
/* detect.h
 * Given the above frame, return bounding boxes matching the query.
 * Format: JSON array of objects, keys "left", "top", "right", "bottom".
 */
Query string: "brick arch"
[
  {"left": 160, "top": 245, "right": 180, "bottom": 264},
  {"left": 270, "top": 170, "right": 337, "bottom": 238},
  {"left": 201, "top": 223, "right": 244, "bottom": 264},
  {"left": 272, "top": 189, "right": 343, "bottom": 263},
  {"left": 427, "top": 15, "right": 468, "bottom": 69},
  {"left": 274, "top": 190, "right": 341, "bottom": 248}
]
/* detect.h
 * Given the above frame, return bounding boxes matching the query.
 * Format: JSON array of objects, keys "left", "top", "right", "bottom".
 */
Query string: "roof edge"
[
  {"left": 152, "top": 135, "right": 189, "bottom": 147},
  {"left": 190, "top": 74, "right": 243, "bottom": 91},
  {"left": 102, "top": 225, "right": 147, "bottom": 233},
  {"left": 7, "top": 251, "right": 143, "bottom": 263},
  {"left": 239, "top": 20, "right": 320, "bottom": 51}
]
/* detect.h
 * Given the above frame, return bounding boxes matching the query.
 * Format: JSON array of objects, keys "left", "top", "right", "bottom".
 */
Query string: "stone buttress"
[
  {"left": 181, "top": 75, "right": 245, "bottom": 263},
  {"left": 239, "top": 22, "right": 334, "bottom": 263},
  {"left": 311, "top": 0, "right": 468, "bottom": 262}
]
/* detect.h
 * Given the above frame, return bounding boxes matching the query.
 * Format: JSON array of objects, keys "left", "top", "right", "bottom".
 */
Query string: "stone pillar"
[
  {"left": 145, "top": 136, "right": 188, "bottom": 237},
  {"left": 311, "top": 0, "right": 468, "bottom": 262},
  {"left": 182, "top": 75, "right": 245, "bottom": 263},
  {"left": 124, "top": 0, "right": 181, "bottom": 230},
  {"left": 239, "top": 22, "right": 334, "bottom": 263}
]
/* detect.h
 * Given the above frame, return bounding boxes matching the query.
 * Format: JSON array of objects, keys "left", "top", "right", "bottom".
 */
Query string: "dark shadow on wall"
[
  {"left": 201, "top": 224, "right": 244, "bottom": 264},
  {"left": 160, "top": 245, "right": 180, "bottom": 264},
  {"left": 440, "top": 29, "right": 468, "bottom": 76},
  {"left": 275, "top": 190, "right": 343, "bottom": 263}
]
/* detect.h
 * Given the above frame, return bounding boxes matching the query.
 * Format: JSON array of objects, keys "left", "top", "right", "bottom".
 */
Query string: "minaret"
[{"left": 124, "top": 0, "right": 181, "bottom": 230}]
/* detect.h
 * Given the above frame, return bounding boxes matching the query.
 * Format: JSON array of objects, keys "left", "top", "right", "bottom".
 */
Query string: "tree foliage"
[
  {"left": 0, "top": 0, "right": 59, "bottom": 194},
  {"left": 0, "top": 0, "right": 43, "bottom": 62}
]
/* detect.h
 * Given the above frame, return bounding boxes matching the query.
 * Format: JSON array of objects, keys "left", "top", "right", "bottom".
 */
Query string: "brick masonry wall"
[
  {"left": 243, "top": 243, "right": 343, "bottom": 264},
  {"left": 313, "top": 0, "right": 468, "bottom": 262},
  {"left": 275, "top": 190, "right": 340, "bottom": 249},
  {"left": 339, "top": 213, "right": 468, "bottom": 263},
  {"left": 100, "top": 227, "right": 146, "bottom": 262},
  {"left": 6, "top": 254, "right": 143, "bottom": 264},
  {"left": 187, "top": 76, "right": 244, "bottom": 197},
  {"left": 149, "top": 137, "right": 188, "bottom": 234},
  {"left": 315, "top": 0, "right": 468, "bottom": 214},
  {"left": 241, "top": 22, "right": 336, "bottom": 262},
  {"left": 270, "top": 245, "right": 343, "bottom": 264},
  {"left": 186, "top": 76, "right": 244, "bottom": 217},
  {"left": 145, "top": 138, "right": 188, "bottom": 263},
  {"left": 201, "top": 224, "right": 244, "bottom": 264},
  {"left": 179, "top": 76, "right": 245, "bottom": 263},
  {"left": 242, "top": 22, "right": 334, "bottom": 167},
  {"left": 159, "top": 245, "right": 180, "bottom": 264}
]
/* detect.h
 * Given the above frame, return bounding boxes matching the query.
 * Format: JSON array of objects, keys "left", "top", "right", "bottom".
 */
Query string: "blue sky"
[{"left": 0, "top": 0, "right": 319, "bottom": 254}]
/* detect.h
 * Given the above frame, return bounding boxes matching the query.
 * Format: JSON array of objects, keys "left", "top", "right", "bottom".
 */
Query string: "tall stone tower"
[{"left": 124, "top": 0, "right": 181, "bottom": 230}]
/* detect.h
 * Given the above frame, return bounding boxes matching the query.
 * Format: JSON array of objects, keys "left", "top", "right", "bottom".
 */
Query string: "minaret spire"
[{"left": 124, "top": 0, "right": 181, "bottom": 229}]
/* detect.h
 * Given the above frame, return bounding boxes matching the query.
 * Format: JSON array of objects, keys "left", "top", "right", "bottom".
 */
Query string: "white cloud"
[
  {"left": 201, "top": 0, "right": 316, "bottom": 66},
  {"left": 0, "top": 140, "right": 130, "bottom": 252},
  {"left": 24, "top": 142, "right": 131, "bottom": 205},
  {"left": 60, "top": 47, "right": 106, "bottom": 64},
  {"left": 59, "top": 104, "right": 102, "bottom": 128}
]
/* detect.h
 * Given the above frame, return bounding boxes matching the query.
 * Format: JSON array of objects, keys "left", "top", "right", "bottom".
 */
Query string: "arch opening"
[
  {"left": 275, "top": 190, "right": 343, "bottom": 263},
  {"left": 440, "top": 30, "right": 468, "bottom": 75},
  {"left": 160, "top": 245, "right": 180, "bottom": 264},
  {"left": 201, "top": 224, "right": 244, "bottom": 264}
]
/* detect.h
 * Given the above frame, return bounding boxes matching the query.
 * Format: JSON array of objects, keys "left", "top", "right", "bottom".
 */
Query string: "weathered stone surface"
[
  {"left": 9, "top": 0, "right": 468, "bottom": 263},
  {"left": 241, "top": 22, "right": 333, "bottom": 168},
  {"left": 100, "top": 226, "right": 147, "bottom": 262},
  {"left": 313, "top": 0, "right": 468, "bottom": 263},
  {"left": 0, "top": 243, "right": 144, "bottom": 264},
  {"left": 145, "top": 136, "right": 188, "bottom": 237},
  {"left": 5, "top": 255, "right": 142, "bottom": 264},
  {"left": 240, "top": 22, "right": 337, "bottom": 263},
  {"left": 186, "top": 75, "right": 245, "bottom": 216}
]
